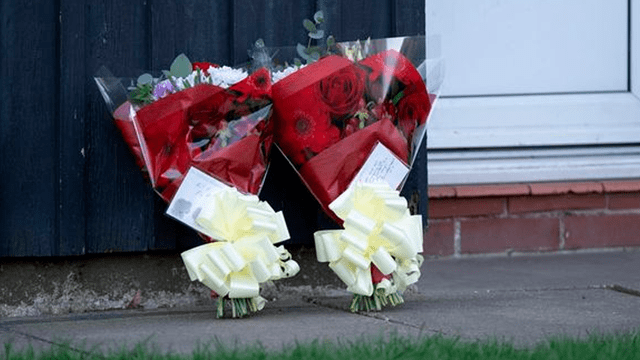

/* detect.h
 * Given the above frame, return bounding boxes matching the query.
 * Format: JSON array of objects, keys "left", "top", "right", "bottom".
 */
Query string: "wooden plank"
[
  {"left": 232, "top": 0, "right": 316, "bottom": 65},
  {"left": 394, "top": 0, "right": 426, "bottom": 36},
  {"left": 58, "top": 0, "right": 88, "bottom": 256},
  {"left": 85, "top": 1, "right": 156, "bottom": 253},
  {"left": 317, "top": 0, "right": 393, "bottom": 42},
  {"left": 150, "top": 0, "right": 233, "bottom": 68},
  {"left": 231, "top": 0, "right": 323, "bottom": 245},
  {"left": 0, "top": 2, "right": 58, "bottom": 256},
  {"left": 148, "top": 0, "right": 236, "bottom": 250}
]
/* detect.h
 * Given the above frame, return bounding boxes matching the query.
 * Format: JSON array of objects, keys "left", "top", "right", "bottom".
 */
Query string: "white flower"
[
  {"left": 171, "top": 66, "right": 248, "bottom": 91},
  {"left": 206, "top": 66, "right": 248, "bottom": 89},
  {"left": 272, "top": 65, "right": 306, "bottom": 84}
]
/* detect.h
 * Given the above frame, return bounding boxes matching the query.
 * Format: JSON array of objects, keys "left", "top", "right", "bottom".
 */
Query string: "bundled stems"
[
  {"left": 215, "top": 296, "right": 261, "bottom": 319},
  {"left": 349, "top": 286, "right": 404, "bottom": 313}
]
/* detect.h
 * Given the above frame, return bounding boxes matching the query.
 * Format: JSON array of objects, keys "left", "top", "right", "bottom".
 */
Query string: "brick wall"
[{"left": 424, "top": 181, "right": 640, "bottom": 257}]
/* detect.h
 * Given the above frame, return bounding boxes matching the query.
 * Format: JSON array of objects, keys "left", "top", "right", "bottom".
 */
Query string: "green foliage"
[
  {"left": 296, "top": 10, "right": 334, "bottom": 65},
  {"left": 129, "top": 83, "right": 154, "bottom": 106},
  {"left": 128, "top": 53, "right": 195, "bottom": 106},
  {"left": 3, "top": 330, "right": 640, "bottom": 359},
  {"left": 169, "top": 53, "right": 192, "bottom": 79}
]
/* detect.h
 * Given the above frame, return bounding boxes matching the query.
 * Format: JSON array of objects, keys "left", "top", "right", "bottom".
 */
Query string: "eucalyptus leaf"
[
  {"left": 308, "top": 30, "right": 325, "bottom": 39},
  {"left": 162, "top": 70, "right": 172, "bottom": 78},
  {"left": 303, "top": 19, "right": 316, "bottom": 32},
  {"left": 310, "top": 51, "right": 320, "bottom": 61},
  {"left": 170, "top": 53, "right": 192, "bottom": 78},
  {"left": 254, "top": 38, "right": 265, "bottom": 48},
  {"left": 314, "top": 11, "right": 324, "bottom": 23},
  {"left": 137, "top": 73, "right": 153, "bottom": 86},
  {"left": 326, "top": 35, "right": 336, "bottom": 47},
  {"left": 296, "top": 43, "right": 311, "bottom": 60}
]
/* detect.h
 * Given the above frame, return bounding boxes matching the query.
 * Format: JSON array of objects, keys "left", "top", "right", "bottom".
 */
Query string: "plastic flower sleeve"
[
  {"left": 94, "top": 58, "right": 274, "bottom": 202},
  {"left": 270, "top": 35, "right": 441, "bottom": 221}
]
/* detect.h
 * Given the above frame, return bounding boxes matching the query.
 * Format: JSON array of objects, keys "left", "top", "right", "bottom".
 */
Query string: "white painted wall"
[{"left": 425, "top": 0, "right": 640, "bottom": 185}]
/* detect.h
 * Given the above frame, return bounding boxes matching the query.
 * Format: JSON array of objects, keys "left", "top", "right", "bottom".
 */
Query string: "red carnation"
[{"left": 192, "top": 61, "right": 218, "bottom": 71}]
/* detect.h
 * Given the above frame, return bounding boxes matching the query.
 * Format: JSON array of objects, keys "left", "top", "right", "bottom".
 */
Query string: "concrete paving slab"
[
  {"left": 313, "top": 288, "right": 640, "bottom": 346},
  {"left": 418, "top": 251, "right": 640, "bottom": 296},
  {"left": 0, "top": 327, "right": 56, "bottom": 355},
  {"left": 1, "top": 251, "right": 638, "bottom": 356},
  {"left": 0, "top": 300, "right": 421, "bottom": 355}
]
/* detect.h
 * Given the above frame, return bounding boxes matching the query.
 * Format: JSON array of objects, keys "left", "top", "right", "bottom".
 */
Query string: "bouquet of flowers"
[
  {"left": 96, "top": 54, "right": 273, "bottom": 202},
  {"left": 95, "top": 54, "right": 299, "bottom": 318},
  {"left": 269, "top": 29, "right": 441, "bottom": 312},
  {"left": 272, "top": 36, "right": 434, "bottom": 220}
]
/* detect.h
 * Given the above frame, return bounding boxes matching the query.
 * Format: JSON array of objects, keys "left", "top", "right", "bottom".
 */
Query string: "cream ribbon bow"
[
  {"left": 314, "top": 182, "right": 423, "bottom": 296},
  {"left": 181, "top": 187, "right": 300, "bottom": 308}
]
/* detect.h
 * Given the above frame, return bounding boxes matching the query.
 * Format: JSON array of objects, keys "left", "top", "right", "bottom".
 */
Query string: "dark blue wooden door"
[{"left": 0, "top": 0, "right": 426, "bottom": 257}]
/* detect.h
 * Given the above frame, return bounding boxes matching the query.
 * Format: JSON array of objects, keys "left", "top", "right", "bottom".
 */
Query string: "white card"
[
  {"left": 165, "top": 167, "right": 229, "bottom": 235},
  {"left": 352, "top": 142, "right": 410, "bottom": 190}
]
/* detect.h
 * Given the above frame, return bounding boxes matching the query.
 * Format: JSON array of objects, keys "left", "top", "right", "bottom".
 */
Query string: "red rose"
[
  {"left": 396, "top": 91, "right": 432, "bottom": 139},
  {"left": 316, "top": 63, "right": 366, "bottom": 115},
  {"left": 359, "top": 50, "right": 423, "bottom": 91}
]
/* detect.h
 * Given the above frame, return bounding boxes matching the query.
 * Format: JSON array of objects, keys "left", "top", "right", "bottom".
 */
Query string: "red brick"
[
  {"left": 428, "top": 186, "right": 456, "bottom": 198},
  {"left": 460, "top": 217, "right": 559, "bottom": 254},
  {"left": 564, "top": 214, "right": 640, "bottom": 249},
  {"left": 602, "top": 180, "right": 640, "bottom": 193},
  {"left": 608, "top": 193, "right": 640, "bottom": 210},
  {"left": 508, "top": 194, "right": 606, "bottom": 214},
  {"left": 429, "top": 198, "right": 505, "bottom": 219},
  {"left": 530, "top": 182, "right": 603, "bottom": 195},
  {"left": 455, "top": 184, "right": 530, "bottom": 197},
  {"left": 423, "top": 221, "right": 455, "bottom": 256}
]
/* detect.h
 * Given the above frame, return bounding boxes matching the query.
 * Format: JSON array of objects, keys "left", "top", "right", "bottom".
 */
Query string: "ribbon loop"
[
  {"left": 314, "top": 181, "right": 424, "bottom": 300},
  {"left": 181, "top": 187, "right": 300, "bottom": 301}
]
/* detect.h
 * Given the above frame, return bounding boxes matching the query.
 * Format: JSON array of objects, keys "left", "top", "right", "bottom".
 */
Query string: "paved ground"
[{"left": 1, "top": 250, "right": 639, "bottom": 355}]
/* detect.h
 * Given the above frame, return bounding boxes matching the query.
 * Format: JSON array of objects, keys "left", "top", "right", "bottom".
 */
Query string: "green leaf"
[
  {"left": 310, "top": 51, "right": 320, "bottom": 61},
  {"left": 392, "top": 90, "right": 405, "bottom": 105},
  {"left": 137, "top": 73, "right": 153, "bottom": 86},
  {"left": 314, "top": 10, "right": 324, "bottom": 23},
  {"left": 308, "top": 29, "right": 325, "bottom": 39},
  {"left": 296, "top": 43, "right": 311, "bottom": 60},
  {"left": 303, "top": 19, "right": 316, "bottom": 32},
  {"left": 162, "top": 70, "right": 172, "bottom": 78},
  {"left": 170, "top": 53, "right": 192, "bottom": 78},
  {"left": 326, "top": 35, "right": 336, "bottom": 47},
  {"left": 294, "top": 58, "right": 302, "bottom": 67}
]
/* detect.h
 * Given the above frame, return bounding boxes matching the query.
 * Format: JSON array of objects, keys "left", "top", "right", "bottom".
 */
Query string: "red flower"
[
  {"left": 396, "top": 91, "right": 432, "bottom": 139},
  {"left": 278, "top": 107, "right": 340, "bottom": 166},
  {"left": 192, "top": 61, "right": 218, "bottom": 71},
  {"left": 316, "top": 62, "right": 366, "bottom": 116},
  {"left": 359, "top": 50, "right": 425, "bottom": 93},
  {"left": 371, "top": 264, "right": 392, "bottom": 285},
  {"left": 232, "top": 67, "right": 271, "bottom": 101},
  {"left": 371, "top": 102, "right": 396, "bottom": 123}
]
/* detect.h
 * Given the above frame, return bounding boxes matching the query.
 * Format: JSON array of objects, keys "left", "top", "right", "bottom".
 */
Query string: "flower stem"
[
  {"left": 216, "top": 297, "right": 260, "bottom": 319},
  {"left": 349, "top": 287, "right": 405, "bottom": 313}
]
